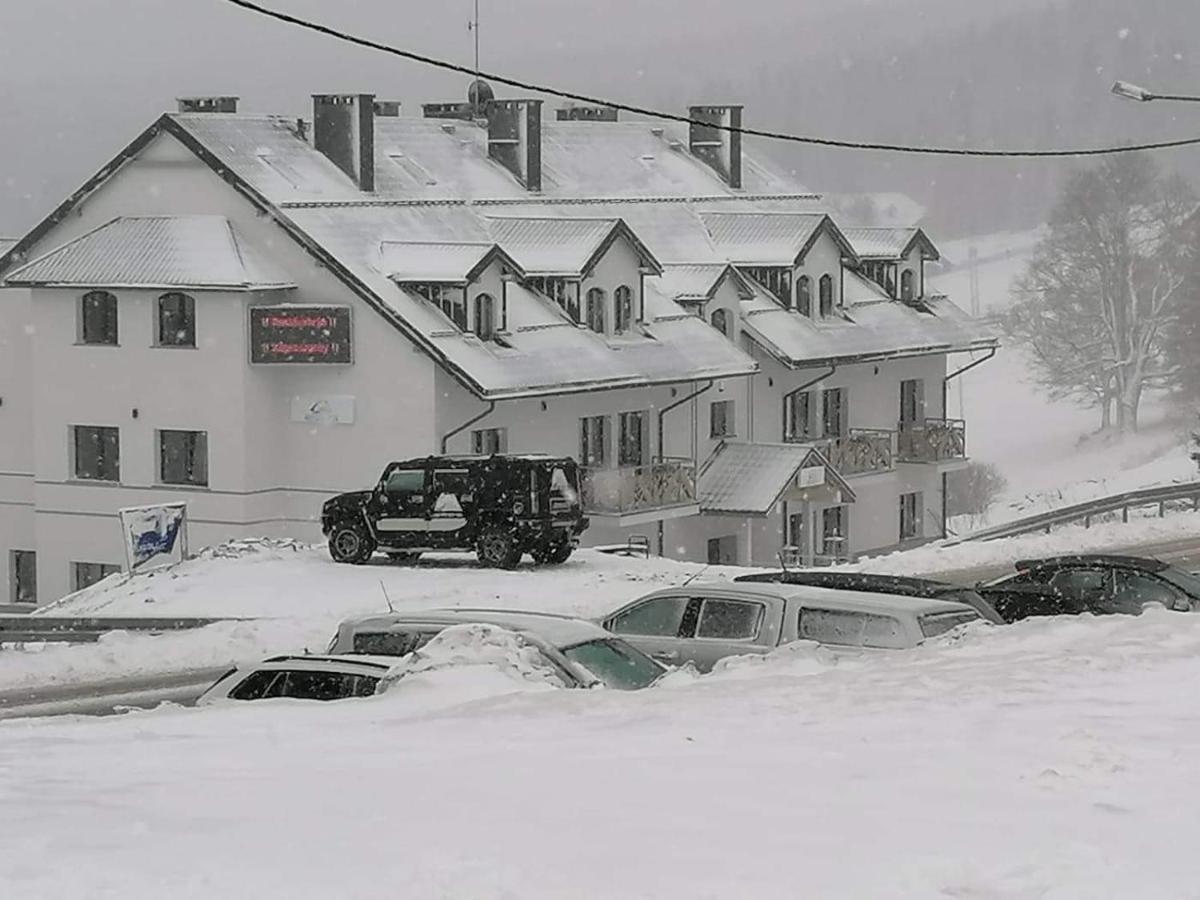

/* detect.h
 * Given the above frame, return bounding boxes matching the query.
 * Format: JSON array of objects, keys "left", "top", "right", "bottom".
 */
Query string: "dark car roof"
[
  {"left": 1014, "top": 554, "right": 1168, "bottom": 573},
  {"left": 735, "top": 570, "right": 962, "bottom": 598},
  {"left": 388, "top": 454, "right": 576, "bottom": 469}
]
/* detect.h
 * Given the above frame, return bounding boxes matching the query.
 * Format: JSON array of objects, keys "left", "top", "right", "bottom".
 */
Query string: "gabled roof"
[
  {"left": 484, "top": 216, "right": 662, "bottom": 278},
  {"left": 698, "top": 212, "right": 859, "bottom": 267},
  {"left": 378, "top": 241, "right": 523, "bottom": 284},
  {"left": 650, "top": 263, "right": 751, "bottom": 304},
  {"left": 0, "top": 238, "right": 16, "bottom": 255},
  {"left": 841, "top": 227, "right": 940, "bottom": 262},
  {"left": 698, "top": 441, "right": 854, "bottom": 516},
  {"left": 4, "top": 216, "right": 294, "bottom": 290}
]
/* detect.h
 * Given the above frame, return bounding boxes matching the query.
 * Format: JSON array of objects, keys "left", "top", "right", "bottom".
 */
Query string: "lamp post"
[{"left": 1111, "top": 80, "right": 1200, "bottom": 104}]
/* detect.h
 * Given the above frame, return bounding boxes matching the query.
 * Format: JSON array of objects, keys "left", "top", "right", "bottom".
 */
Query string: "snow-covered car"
[
  {"left": 197, "top": 654, "right": 405, "bottom": 704},
  {"left": 327, "top": 608, "right": 666, "bottom": 691},
  {"left": 601, "top": 582, "right": 984, "bottom": 671}
]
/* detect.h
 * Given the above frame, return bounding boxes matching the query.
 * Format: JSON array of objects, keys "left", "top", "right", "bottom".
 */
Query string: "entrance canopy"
[{"left": 697, "top": 441, "right": 855, "bottom": 517}]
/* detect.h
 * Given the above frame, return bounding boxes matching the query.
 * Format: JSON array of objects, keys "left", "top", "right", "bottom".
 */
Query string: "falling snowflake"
[{"left": 1118, "top": 27, "right": 1130, "bottom": 40}]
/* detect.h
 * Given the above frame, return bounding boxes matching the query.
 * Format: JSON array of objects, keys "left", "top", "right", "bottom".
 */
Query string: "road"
[{"left": 0, "top": 667, "right": 228, "bottom": 721}]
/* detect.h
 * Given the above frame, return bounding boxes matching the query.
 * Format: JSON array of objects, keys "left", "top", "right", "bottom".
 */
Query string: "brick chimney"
[
  {"left": 488, "top": 99, "right": 542, "bottom": 192},
  {"left": 313, "top": 94, "right": 375, "bottom": 192},
  {"left": 689, "top": 105, "right": 743, "bottom": 189},
  {"left": 177, "top": 96, "right": 239, "bottom": 114}
]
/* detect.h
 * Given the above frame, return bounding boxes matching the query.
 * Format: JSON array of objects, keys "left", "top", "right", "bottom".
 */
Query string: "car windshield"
[
  {"left": 919, "top": 610, "right": 982, "bottom": 639},
  {"left": 1156, "top": 567, "right": 1200, "bottom": 598},
  {"left": 561, "top": 639, "right": 664, "bottom": 690}
]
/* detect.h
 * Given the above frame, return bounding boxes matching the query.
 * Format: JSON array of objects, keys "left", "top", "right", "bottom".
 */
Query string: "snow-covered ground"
[{"left": 3, "top": 606, "right": 1199, "bottom": 898}]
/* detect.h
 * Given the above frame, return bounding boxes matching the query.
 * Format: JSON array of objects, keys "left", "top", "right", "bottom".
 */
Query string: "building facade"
[{"left": 0, "top": 92, "right": 995, "bottom": 605}]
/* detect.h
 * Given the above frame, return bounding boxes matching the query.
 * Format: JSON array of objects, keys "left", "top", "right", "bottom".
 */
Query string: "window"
[
  {"left": 585, "top": 287, "right": 607, "bottom": 334},
  {"left": 528, "top": 277, "right": 579, "bottom": 321},
  {"left": 919, "top": 611, "right": 981, "bottom": 639},
  {"left": 785, "top": 390, "right": 813, "bottom": 441},
  {"left": 614, "top": 285, "right": 634, "bottom": 333},
  {"left": 384, "top": 469, "right": 426, "bottom": 495},
  {"left": 795, "top": 275, "right": 812, "bottom": 316},
  {"left": 275, "top": 669, "right": 379, "bottom": 701},
  {"left": 9, "top": 550, "right": 36, "bottom": 605},
  {"left": 80, "top": 290, "right": 118, "bottom": 345},
  {"left": 900, "top": 491, "right": 923, "bottom": 540},
  {"left": 900, "top": 379, "right": 925, "bottom": 424},
  {"left": 72, "top": 561, "right": 120, "bottom": 592},
  {"left": 157, "top": 292, "right": 196, "bottom": 347},
  {"left": 229, "top": 669, "right": 282, "bottom": 700},
  {"left": 821, "top": 388, "right": 845, "bottom": 438},
  {"left": 695, "top": 599, "right": 763, "bottom": 640},
  {"left": 709, "top": 399, "right": 734, "bottom": 438},
  {"left": 473, "top": 293, "right": 497, "bottom": 340},
  {"left": 1110, "top": 571, "right": 1190, "bottom": 612},
  {"left": 353, "top": 631, "right": 436, "bottom": 657},
  {"left": 159, "top": 430, "right": 208, "bottom": 487},
  {"left": 562, "top": 639, "right": 664, "bottom": 690},
  {"left": 412, "top": 284, "right": 468, "bottom": 330},
  {"left": 821, "top": 506, "right": 847, "bottom": 559},
  {"left": 818, "top": 274, "right": 834, "bottom": 317},
  {"left": 744, "top": 266, "right": 792, "bottom": 305},
  {"left": 608, "top": 596, "right": 689, "bottom": 637},
  {"left": 471, "top": 427, "right": 507, "bottom": 455},
  {"left": 798, "top": 608, "right": 909, "bottom": 650},
  {"left": 72, "top": 425, "right": 119, "bottom": 481},
  {"left": 618, "top": 411, "right": 647, "bottom": 467},
  {"left": 580, "top": 415, "right": 608, "bottom": 467},
  {"left": 900, "top": 269, "right": 915, "bottom": 302},
  {"left": 710, "top": 307, "right": 730, "bottom": 337}
]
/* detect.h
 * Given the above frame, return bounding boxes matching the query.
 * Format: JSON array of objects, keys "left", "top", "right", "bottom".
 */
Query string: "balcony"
[
  {"left": 785, "top": 429, "right": 896, "bottom": 477},
  {"left": 581, "top": 457, "right": 699, "bottom": 523},
  {"left": 897, "top": 418, "right": 967, "bottom": 463}
]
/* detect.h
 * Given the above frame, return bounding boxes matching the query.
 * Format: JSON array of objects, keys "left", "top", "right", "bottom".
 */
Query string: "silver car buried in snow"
[{"left": 600, "top": 582, "right": 984, "bottom": 671}]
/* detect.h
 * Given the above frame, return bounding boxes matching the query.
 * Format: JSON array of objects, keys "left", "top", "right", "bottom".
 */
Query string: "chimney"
[
  {"left": 177, "top": 96, "right": 239, "bottom": 114},
  {"left": 312, "top": 94, "right": 375, "bottom": 192},
  {"left": 689, "top": 105, "right": 743, "bottom": 189},
  {"left": 373, "top": 100, "right": 402, "bottom": 117},
  {"left": 556, "top": 105, "right": 619, "bottom": 122},
  {"left": 488, "top": 99, "right": 542, "bottom": 192}
]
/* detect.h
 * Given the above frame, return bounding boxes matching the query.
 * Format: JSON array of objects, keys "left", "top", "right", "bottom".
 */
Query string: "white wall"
[{"left": 794, "top": 229, "right": 844, "bottom": 313}]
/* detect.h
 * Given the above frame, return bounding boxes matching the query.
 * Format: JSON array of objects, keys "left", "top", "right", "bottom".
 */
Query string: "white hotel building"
[{"left": 0, "top": 91, "right": 996, "bottom": 605}]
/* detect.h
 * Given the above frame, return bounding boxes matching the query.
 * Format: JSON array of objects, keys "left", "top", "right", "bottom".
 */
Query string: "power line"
[{"left": 219, "top": 0, "right": 1200, "bottom": 159}]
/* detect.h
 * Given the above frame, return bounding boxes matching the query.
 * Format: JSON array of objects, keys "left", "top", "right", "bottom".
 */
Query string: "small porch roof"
[{"left": 698, "top": 441, "right": 855, "bottom": 516}]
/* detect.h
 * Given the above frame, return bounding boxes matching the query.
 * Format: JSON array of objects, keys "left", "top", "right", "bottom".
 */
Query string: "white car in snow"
[{"left": 197, "top": 654, "right": 406, "bottom": 704}]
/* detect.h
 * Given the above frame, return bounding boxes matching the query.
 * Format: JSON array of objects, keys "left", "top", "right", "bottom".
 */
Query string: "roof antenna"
[
  {"left": 468, "top": 0, "right": 481, "bottom": 115},
  {"left": 679, "top": 564, "right": 710, "bottom": 588},
  {"left": 380, "top": 579, "right": 396, "bottom": 613}
]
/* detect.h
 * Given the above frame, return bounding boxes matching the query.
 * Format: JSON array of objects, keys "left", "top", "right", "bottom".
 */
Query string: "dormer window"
[
  {"left": 411, "top": 283, "right": 467, "bottom": 330},
  {"left": 711, "top": 307, "right": 730, "bottom": 337},
  {"left": 742, "top": 266, "right": 793, "bottom": 306},
  {"left": 585, "top": 287, "right": 607, "bottom": 334},
  {"left": 474, "top": 292, "right": 497, "bottom": 340},
  {"left": 900, "top": 269, "right": 915, "bottom": 302},
  {"left": 796, "top": 275, "right": 812, "bottom": 317},
  {"left": 819, "top": 274, "right": 834, "bottom": 317},
  {"left": 614, "top": 285, "right": 634, "bottom": 333},
  {"left": 528, "top": 277, "right": 580, "bottom": 322}
]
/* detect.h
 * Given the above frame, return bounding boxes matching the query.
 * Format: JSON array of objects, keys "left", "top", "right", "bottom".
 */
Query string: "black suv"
[{"left": 321, "top": 455, "right": 589, "bottom": 569}]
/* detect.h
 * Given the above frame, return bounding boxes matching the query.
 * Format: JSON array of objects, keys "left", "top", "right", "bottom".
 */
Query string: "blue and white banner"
[{"left": 118, "top": 503, "right": 189, "bottom": 572}]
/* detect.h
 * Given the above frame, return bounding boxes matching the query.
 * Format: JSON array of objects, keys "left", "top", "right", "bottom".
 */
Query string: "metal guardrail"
[
  {"left": 946, "top": 481, "right": 1200, "bottom": 545},
  {"left": 0, "top": 616, "right": 247, "bottom": 645}
]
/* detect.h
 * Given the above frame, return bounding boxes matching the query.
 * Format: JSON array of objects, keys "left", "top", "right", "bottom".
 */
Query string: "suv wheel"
[
  {"left": 329, "top": 522, "right": 375, "bottom": 564},
  {"left": 476, "top": 527, "right": 522, "bottom": 569}
]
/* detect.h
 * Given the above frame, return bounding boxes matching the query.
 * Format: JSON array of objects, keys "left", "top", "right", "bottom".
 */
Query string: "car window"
[
  {"left": 384, "top": 469, "right": 425, "bottom": 495},
  {"left": 919, "top": 610, "right": 982, "bottom": 639},
  {"left": 352, "top": 631, "right": 435, "bottom": 656},
  {"left": 561, "top": 639, "right": 664, "bottom": 690},
  {"left": 694, "top": 599, "right": 764, "bottom": 640},
  {"left": 275, "top": 669, "right": 377, "bottom": 701},
  {"left": 608, "top": 596, "right": 689, "bottom": 637},
  {"left": 1111, "top": 571, "right": 1187, "bottom": 610},
  {"left": 1156, "top": 568, "right": 1200, "bottom": 605},
  {"left": 228, "top": 669, "right": 282, "bottom": 700},
  {"left": 1049, "top": 567, "right": 1107, "bottom": 599},
  {"left": 798, "top": 608, "right": 911, "bottom": 649}
]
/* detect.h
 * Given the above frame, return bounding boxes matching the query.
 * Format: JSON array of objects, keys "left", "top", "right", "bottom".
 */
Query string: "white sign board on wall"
[{"left": 290, "top": 395, "right": 356, "bottom": 426}]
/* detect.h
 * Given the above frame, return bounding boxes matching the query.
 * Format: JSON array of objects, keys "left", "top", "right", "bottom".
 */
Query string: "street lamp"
[{"left": 1111, "top": 80, "right": 1200, "bottom": 103}]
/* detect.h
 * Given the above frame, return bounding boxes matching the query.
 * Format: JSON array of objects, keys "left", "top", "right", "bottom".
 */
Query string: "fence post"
[
  {"left": 1194, "top": 492, "right": 1200, "bottom": 512},
  {"left": 1084, "top": 514, "right": 1091, "bottom": 529},
  {"left": 1122, "top": 505, "right": 1129, "bottom": 524},
  {"left": 1159, "top": 501, "right": 1166, "bottom": 518}
]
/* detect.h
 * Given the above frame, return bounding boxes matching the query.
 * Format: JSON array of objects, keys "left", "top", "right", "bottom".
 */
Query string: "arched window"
[
  {"left": 157, "top": 292, "right": 196, "bottom": 347},
  {"left": 796, "top": 275, "right": 812, "bottom": 317},
  {"left": 473, "top": 293, "right": 496, "bottom": 340},
  {"left": 710, "top": 307, "right": 730, "bottom": 337},
  {"left": 900, "top": 269, "right": 915, "bottom": 302},
  {"left": 585, "top": 287, "right": 607, "bottom": 334},
  {"left": 80, "top": 290, "right": 118, "bottom": 345},
  {"left": 818, "top": 274, "right": 834, "bottom": 317},
  {"left": 614, "top": 285, "right": 634, "bottom": 333}
]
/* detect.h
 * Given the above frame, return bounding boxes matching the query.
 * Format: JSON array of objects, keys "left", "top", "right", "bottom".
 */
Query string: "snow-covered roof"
[
  {"left": 699, "top": 212, "right": 829, "bottom": 265},
  {"left": 379, "top": 241, "right": 517, "bottom": 284},
  {"left": 484, "top": 216, "right": 649, "bottom": 277},
  {"left": 4, "top": 216, "right": 294, "bottom": 290},
  {"left": 698, "top": 441, "right": 853, "bottom": 515},
  {"left": 171, "top": 114, "right": 812, "bottom": 203},
  {"left": 0, "top": 238, "right": 16, "bottom": 255},
  {"left": 841, "top": 227, "right": 940, "bottom": 261},
  {"left": 651, "top": 263, "right": 742, "bottom": 303},
  {"left": 337, "top": 607, "right": 612, "bottom": 649}
]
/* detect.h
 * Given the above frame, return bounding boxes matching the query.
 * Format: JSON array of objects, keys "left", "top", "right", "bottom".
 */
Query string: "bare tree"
[{"left": 1005, "top": 154, "right": 1195, "bottom": 432}]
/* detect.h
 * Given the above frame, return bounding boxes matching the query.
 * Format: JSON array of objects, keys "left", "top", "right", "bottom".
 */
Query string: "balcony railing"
[
  {"left": 785, "top": 429, "right": 896, "bottom": 476},
  {"left": 897, "top": 418, "right": 967, "bottom": 463},
  {"left": 581, "top": 457, "right": 697, "bottom": 516}
]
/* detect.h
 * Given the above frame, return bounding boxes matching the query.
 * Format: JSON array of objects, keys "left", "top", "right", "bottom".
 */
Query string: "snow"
[{"left": 2, "top": 608, "right": 1199, "bottom": 898}]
